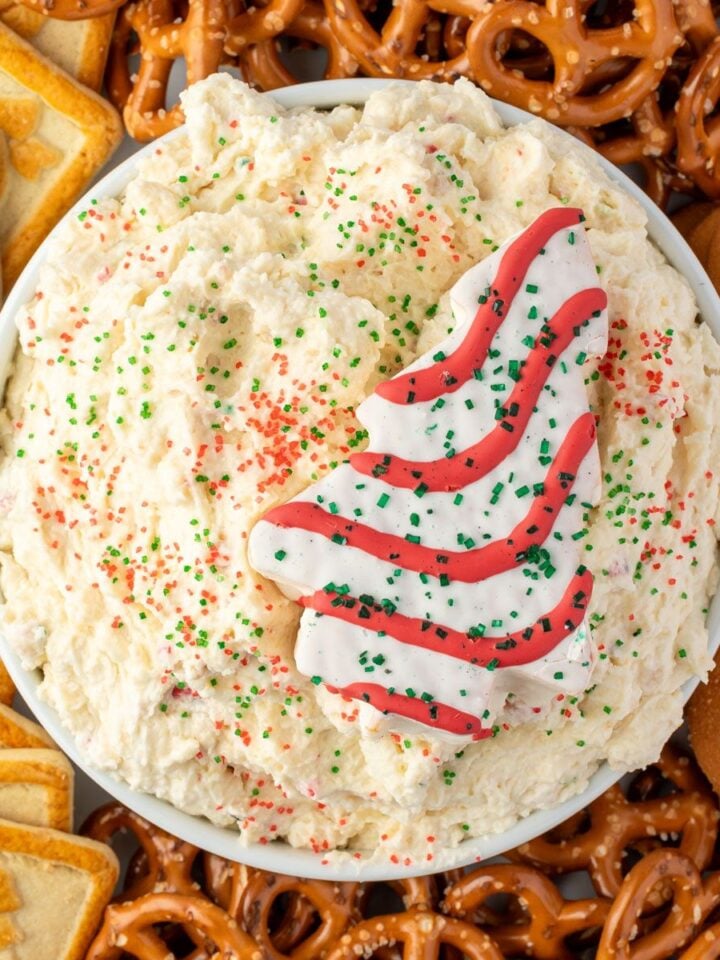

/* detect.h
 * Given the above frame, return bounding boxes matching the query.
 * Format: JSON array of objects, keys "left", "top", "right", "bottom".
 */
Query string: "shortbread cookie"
[
  {"left": 0, "top": 705, "right": 52, "bottom": 749},
  {"left": 0, "top": 817, "right": 118, "bottom": 958},
  {"left": 0, "top": 134, "right": 5, "bottom": 301},
  {"left": 0, "top": 748, "right": 72, "bottom": 831},
  {"left": 0, "top": 131, "right": 7, "bottom": 212},
  {"left": 0, "top": 664, "right": 13, "bottom": 707},
  {"left": 0, "top": 2, "right": 114, "bottom": 90},
  {"left": 0, "top": 22, "right": 122, "bottom": 290}
]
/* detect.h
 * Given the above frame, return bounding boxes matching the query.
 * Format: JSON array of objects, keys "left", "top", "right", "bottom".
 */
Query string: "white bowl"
[{"left": 1, "top": 78, "right": 718, "bottom": 881}]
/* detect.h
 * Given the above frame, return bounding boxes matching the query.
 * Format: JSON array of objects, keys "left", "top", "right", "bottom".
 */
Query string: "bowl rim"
[{"left": 1, "top": 76, "right": 718, "bottom": 881}]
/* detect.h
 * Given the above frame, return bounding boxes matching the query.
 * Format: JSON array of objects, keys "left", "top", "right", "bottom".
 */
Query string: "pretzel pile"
[
  {"left": 79, "top": 743, "right": 720, "bottom": 960},
  {"left": 8, "top": 0, "right": 720, "bottom": 206}
]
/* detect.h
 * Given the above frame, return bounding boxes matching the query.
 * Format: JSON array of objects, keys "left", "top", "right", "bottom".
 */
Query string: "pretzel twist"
[
  {"left": 596, "top": 850, "right": 704, "bottom": 960},
  {"left": 571, "top": 100, "right": 686, "bottom": 209},
  {"left": 85, "top": 892, "right": 262, "bottom": 960},
  {"left": 225, "top": 0, "right": 305, "bottom": 53},
  {"left": 107, "top": 0, "right": 236, "bottom": 141},
  {"left": 564, "top": 0, "right": 717, "bottom": 206},
  {"left": 509, "top": 746, "right": 719, "bottom": 897},
  {"left": 203, "top": 852, "right": 247, "bottom": 913},
  {"left": 81, "top": 801, "right": 202, "bottom": 899},
  {"left": 242, "top": 2, "right": 358, "bottom": 90},
  {"left": 677, "top": 35, "right": 720, "bottom": 197},
  {"left": 442, "top": 863, "right": 610, "bottom": 960},
  {"left": 321, "top": 0, "right": 475, "bottom": 81},
  {"left": 681, "top": 925, "right": 720, "bottom": 960},
  {"left": 465, "top": 0, "right": 683, "bottom": 127},
  {"left": 204, "top": 854, "right": 320, "bottom": 954},
  {"left": 238, "top": 870, "right": 361, "bottom": 960},
  {"left": 324, "top": 910, "right": 505, "bottom": 960}
]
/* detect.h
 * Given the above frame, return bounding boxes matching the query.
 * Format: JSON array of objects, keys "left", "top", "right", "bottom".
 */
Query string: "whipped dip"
[{"left": 0, "top": 76, "right": 718, "bottom": 866}]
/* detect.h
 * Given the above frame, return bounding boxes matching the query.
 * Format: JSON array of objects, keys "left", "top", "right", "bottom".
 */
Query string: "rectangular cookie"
[
  {"left": 0, "top": 817, "right": 118, "bottom": 958},
  {"left": 0, "top": 748, "right": 72, "bottom": 831},
  {"left": 0, "top": 22, "right": 122, "bottom": 290},
  {"left": 0, "top": 704, "right": 53, "bottom": 749},
  {"left": 0, "top": 663, "right": 13, "bottom": 707},
  {"left": 0, "top": 3, "right": 114, "bottom": 90}
]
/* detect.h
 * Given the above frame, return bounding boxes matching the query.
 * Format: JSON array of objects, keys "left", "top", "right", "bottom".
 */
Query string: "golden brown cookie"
[
  {"left": 0, "top": 704, "right": 53, "bottom": 749},
  {"left": 0, "top": 748, "right": 73, "bottom": 831},
  {"left": 0, "top": 817, "right": 118, "bottom": 959},
  {"left": 0, "top": 22, "right": 122, "bottom": 291},
  {"left": 0, "top": 2, "right": 113, "bottom": 89},
  {"left": 0, "top": 662, "right": 14, "bottom": 707},
  {"left": 688, "top": 655, "right": 720, "bottom": 796}
]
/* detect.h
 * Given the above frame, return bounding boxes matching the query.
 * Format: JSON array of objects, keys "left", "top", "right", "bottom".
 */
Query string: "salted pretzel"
[
  {"left": 203, "top": 852, "right": 247, "bottom": 913},
  {"left": 81, "top": 802, "right": 202, "bottom": 899},
  {"left": 237, "top": 869, "right": 361, "bottom": 960},
  {"left": 390, "top": 875, "right": 444, "bottom": 910},
  {"left": 204, "top": 854, "right": 330, "bottom": 955},
  {"left": 572, "top": 101, "right": 696, "bottom": 209},
  {"left": 464, "top": 0, "right": 683, "bottom": 127},
  {"left": 322, "top": 0, "right": 475, "bottom": 82},
  {"left": 564, "top": 0, "right": 716, "bottom": 206},
  {"left": 324, "top": 911, "right": 504, "bottom": 960},
  {"left": 224, "top": 0, "right": 304, "bottom": 54},
  {"left": 422, "top": 11, "right": 443, "bottom": 61},
  {"left": 442, "top": 862, "right": 610, "bottom": 960},
  {"left": 596, "top": 849, "right": 708, "bottom": 960},
  {"left": 509, "top": 746, "right": 719, "bottom": 898},
  {"left": 677, "top": 36, "right": 720, "bottom": 198},
  {"left": 84, "top": 892, "right": 262, "bottom": 959},
  {"left": 242, "top": 2, "right": 358, "bottom": 90},
  {"left": 674, "top": 0, "right": 719, "bottom": 51},
  {"left": 443, "top": 15, "right": 468, "bottom": 59},
  {"left": 107, "top": 0, "right": 237, "bottom": 141},
  {"left": 681, "top": 925, "right": 720, "bottom": 960},
  {"left": 16, "top": 0, "right": 122, "bottom": 19}
]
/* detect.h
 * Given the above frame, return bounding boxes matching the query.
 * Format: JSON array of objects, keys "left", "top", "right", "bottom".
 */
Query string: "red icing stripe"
[
  {"left": 262, "top": 412, "right": 596, "bottom": 582},
  {"left": 352, "top": 287, "right": 607, "bottom": 492},
  {"left": 302, "top": 567, "right": 593, "bottom": 670},
  {"left": 325, "top": 682, "right": 493, "bottom": 739},
  {"left": 376, "top": 206, "right": 585, "bottom": 405}
]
